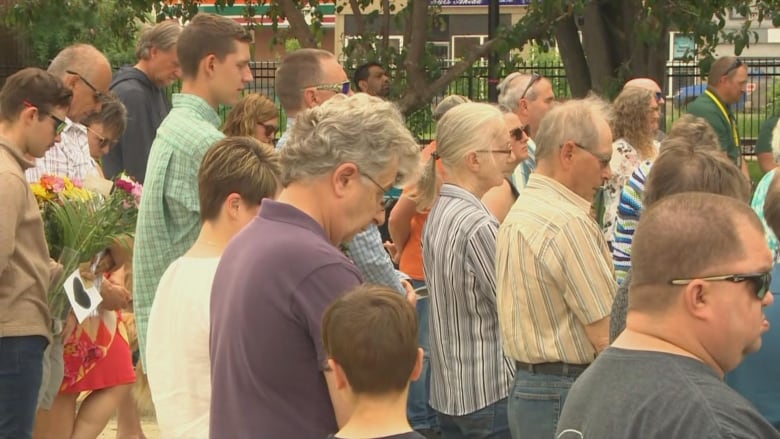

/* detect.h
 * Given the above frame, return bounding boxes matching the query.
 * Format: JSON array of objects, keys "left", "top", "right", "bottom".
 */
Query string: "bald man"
[{"left": 624, "top": 77, "right": 666, "bottom": 141}]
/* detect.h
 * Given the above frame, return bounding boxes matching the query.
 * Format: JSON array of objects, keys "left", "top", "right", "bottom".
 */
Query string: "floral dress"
[{"left": 600, "top": 138, "right": 660, "bottom": 244}]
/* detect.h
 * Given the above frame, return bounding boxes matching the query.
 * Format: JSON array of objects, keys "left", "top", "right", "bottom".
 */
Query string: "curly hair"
[
  {"left": 222, "top": 93, "right": 278, "bottom": 138},
  {"left": 611, "top": 87, "right": 657, "bottom": 158}
]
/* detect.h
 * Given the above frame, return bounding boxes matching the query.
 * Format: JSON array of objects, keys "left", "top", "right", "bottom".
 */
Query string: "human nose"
[
  {"left": 602, "top": 164, "right": 612, "bottom": 181},
  {"left": 242, "top": 65, "right": 253, "bottom": 83},
  {"left": 763, "top": 291, "right": 774, "bottom": 306},
  {"left": 373, "top": 203, "right": 386, "bottom": 226}
]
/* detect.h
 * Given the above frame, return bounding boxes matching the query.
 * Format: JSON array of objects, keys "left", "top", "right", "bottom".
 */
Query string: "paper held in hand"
[{"left": 63, "top": 269, "right": 103, "bottom": 323}]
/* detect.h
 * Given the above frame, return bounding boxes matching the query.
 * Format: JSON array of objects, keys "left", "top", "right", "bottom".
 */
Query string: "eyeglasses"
[
  {"left": 66, "top": 70, "right": 104, "bottom": 101},
  {"left": 510, "top": 126, "right": 530, "bottom": 141},
  {"left": 572, "top": 142, "right": 611, "bottom": 167},
  {"left": 723, "top": 59, "right": 745, "bottom": 77},
  {"left": 23, "top": 100, "right": 67, "bottom": 135},
  {"left": 257, "top": 122, "right": 278, "bottom": 139},
  {"left": 669, "top": 271, "right": 771, "bottom": 300},
  {"left": 476, "top": 142, "right": 513, "bottom": 155},
  {"left": 520, "top": 73, "right": 541, "bottom": 100},
  {"left": 358, "top": 168, "right": 389, "bottom": 207},
  {"left": 86, "top": 125, "right": 113, "bottom": 149},
  {"left": 308, "top": 81, "right": 351, "bottom": 95},
  {"left": 654, "top": 91, "right": 664, "bottom": 103}
]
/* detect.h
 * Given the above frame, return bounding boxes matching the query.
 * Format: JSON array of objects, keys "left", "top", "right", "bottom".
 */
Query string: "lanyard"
[{"left": 704, "top": 89, "right": 740, "bottom": 147}]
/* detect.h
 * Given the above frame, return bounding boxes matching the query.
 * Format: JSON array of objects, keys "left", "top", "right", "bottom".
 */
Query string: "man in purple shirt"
[{"left": 209, "top": 93, "right": 420, "bottom": 438}]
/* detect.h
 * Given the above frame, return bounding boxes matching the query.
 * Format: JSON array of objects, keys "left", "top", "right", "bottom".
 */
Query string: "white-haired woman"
[{"left": 419, "top": 103, "right": 516, "bottom": 437}]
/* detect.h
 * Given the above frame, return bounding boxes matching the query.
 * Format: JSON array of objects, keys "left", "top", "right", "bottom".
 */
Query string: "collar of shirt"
[
  {"left": 171, "top": 93, "right": 222, "bottom": 129},
  {"left": 439, "top": 183, "right": 492, "bottom": 214},
  {"left": 0, "top": 135, "right": 36, "bottom": 170},
  {"left": 258, "top": 199, "right": 331, "bottom": 243},
  {"left": 527, "top": 173, "right": 592, "bottom": 214}
]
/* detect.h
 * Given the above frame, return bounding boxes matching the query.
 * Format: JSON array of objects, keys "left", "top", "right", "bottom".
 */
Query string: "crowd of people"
[{"left": 2, "top": 10, "right": 780, "bottom": 439}]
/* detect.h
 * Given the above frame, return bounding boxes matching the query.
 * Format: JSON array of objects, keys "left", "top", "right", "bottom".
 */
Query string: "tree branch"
[
  {"left": 348, "top": 0, "right": 366, "bottom": 36},
  {"left": 278, "top": 0, "right": 318, "bottom": 48},
  {"left": 380, "top": 0, "right": 391, "bottom": 52}
]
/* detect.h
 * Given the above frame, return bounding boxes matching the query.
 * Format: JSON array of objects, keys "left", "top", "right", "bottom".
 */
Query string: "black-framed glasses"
[
  {"left": 520, "top": 73, "right": 541, "bottom": 100},
  {"left": 86, "top": 125, "right": 113, "bottom": 149},
  {"left": 572, "top": 142, "right": 611, "bottom": 167},
  {"left": 669, "top": 271, "right": 771, "bottom": 300},
  {"left": 257, "top": 122, "right": 278, "bottom": 139},
  {"left": 723, "top": 59, "right": 744, "bottom": 77},
  {"left": 23, "top": 100, "right": 66, "bottom": 135},
  {"left": 510, "top": 126, "right": 530, "bottom": 141},
  {"left": 66, "top": 70, "right": 104, "bottom": 101},
  {"left": 308, "top": 81, "right": 351, "bottom": 94},
  {"left": 357, "top": 167, "right": 391, "bottom": 207}
]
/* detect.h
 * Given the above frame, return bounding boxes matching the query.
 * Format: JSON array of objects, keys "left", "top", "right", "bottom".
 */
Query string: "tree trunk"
[
  {"left": 278, "top": 0, "right": 318, "bottom": 48},
  {"left": 555, "top": 13, "right": 591, "bottom": 97}
]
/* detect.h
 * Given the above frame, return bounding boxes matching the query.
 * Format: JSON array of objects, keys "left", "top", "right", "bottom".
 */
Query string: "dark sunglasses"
[
  {"left": 670, "top": 271, "right": 771, "bottom": 300},
  {"left": 520, "top": 73, "right": 541, "bottom": 100},
  {"left": 23, "top": 100, "right": 66, "bottom": 135},
  {"left": 510, "top": 125, "right": 531, "bottom": 141},
  {"left": 655, "top": 91, "right": 664, "bottom": 102},
  {"left": 723, "top": 59, "right": 744, "bottom": 77},
  {"left": 66, "top": 70, "right": 104, "bottom": 101},
  {"left": 257, "top": 122, "right": 278, "bottom": 139},
  {"left": 310, "top": 81, "right": 351, "bottom": 95}
]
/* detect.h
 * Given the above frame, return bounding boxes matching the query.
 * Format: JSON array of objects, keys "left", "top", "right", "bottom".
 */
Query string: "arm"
[
  {"left": 324, "top": 370, "right": 353, "bottom": 427},
  {"left": 755, "top": 116, "right": 778, "bottom": 173},
  {"left": 481, "top": 181, "right": 513, "bottom": 223},
  {"left": 388, "top": 194, "right": 416, "bottom": 258},
  {"left": 0, "top": 175, "right": 24, "bottom": 275},
  {"left": 757, "top": 152, "right": 777, "bottom": 173},
  {"left": 348, "top": 224, "right": 405, "bottom": 294},
  {"left": 583, "top": 316, "right": 611, "bottom": 353},
  {"left": 467, "top": 219, "right": 499, "bottom": 300}
]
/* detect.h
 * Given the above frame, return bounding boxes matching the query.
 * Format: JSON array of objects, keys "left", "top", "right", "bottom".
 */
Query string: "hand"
[
  {"left": 99, "top": 278, "right": 131, "bottom": 311},
  {"left": 401, "top": 280, "right": 417, "bottom": 308},
  {"left": 384, "top": 241, "right": 402, "bottom": 265}
]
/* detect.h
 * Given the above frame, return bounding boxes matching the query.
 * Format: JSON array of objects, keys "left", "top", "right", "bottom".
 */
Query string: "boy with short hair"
[{"left": 322, "top": 284, "right": 425, "bottom": 439}]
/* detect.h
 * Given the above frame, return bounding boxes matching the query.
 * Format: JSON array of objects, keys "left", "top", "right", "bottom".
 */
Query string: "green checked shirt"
[{"left": 133, "top": 94, "right": 224, "bottom": 365}]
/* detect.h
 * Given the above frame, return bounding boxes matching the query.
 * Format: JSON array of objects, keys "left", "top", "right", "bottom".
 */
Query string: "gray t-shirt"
[{"left": 556, "top": 347, "right": 780, "bottom": 439}]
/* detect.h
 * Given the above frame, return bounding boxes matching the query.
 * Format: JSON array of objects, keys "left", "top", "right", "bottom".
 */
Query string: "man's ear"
[
  {"left": 302, "top": 88, "right": 318, "bottom": 109},
  {"left": 358, "top": 80, "right": 368, "bottom": 93},
  {"left": 331, "top": 162, "right": 359, "bottom": 198},
  {"left": 224, "top": 193, "right": 242, "bottom": 220},
  {"left": 683, "top": 280, "right": 712, "bottom": 322},
  {"left": 200, "top": 53, "right": 218, "bottom": 78},
  {"left": 328, "top": 358, "right": 349, "bottom": 390},
  {"left": 409, "top": 347, "right": 424, "bottom": 382}
]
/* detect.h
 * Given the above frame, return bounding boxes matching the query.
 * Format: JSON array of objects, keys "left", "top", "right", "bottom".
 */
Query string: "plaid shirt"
[
  {"left": 346, "top": 224, "right": 405, "bottom": 294},
  {"left": 133, "top": 94, "right": 224, "bottom": 365},
  {"left": 25, "top": 119, "right": 97, "bottom": 183}
]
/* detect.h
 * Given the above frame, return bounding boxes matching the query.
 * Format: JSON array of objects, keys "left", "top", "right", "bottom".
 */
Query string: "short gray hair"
[
  {"left": 534, "top": 95, "right": 613, "bottom": 161},
  {"left": 275, "top": 49, "right": 335, "bottom": 113},
  {"left": 48, "top": 44, "right": 108, "bottom": 81},
  {"left": 280, "top": 93, "right": 419, "bottom": 187},
  {"left": 136, "top": 20, "right": 182, "bottom": 60},
  {"left": 433, "top": 95, "right": 470, "bottom": 121},
  {"left": 497, "top": 72, "right": 541, "bottom": 112}
]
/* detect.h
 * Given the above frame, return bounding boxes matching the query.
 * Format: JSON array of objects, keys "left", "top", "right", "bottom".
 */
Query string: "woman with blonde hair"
[
  {"left": 600, "top": 87, "right": 660, "bottom": 246},
  {"left": 223, "top": 93, "right": 279, "bottom": 145},
  {"left": 420, "top": 102, "right": 516, "bottom": 437}
]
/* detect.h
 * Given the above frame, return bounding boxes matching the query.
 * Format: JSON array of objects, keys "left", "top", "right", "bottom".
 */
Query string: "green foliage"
[{"left": 3, "top": 0, "right": 145, "bottom": 67}]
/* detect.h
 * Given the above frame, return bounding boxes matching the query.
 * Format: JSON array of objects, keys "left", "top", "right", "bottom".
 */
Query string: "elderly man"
[
  {"left": 104, "top": 20, "right": 182, "bottom": 183},
  {"left": 687, "top": 56, "right": 750, "bottom": 178},
  {"left": 133, "top": 13, "right": 253, "bottom": 367},
  {"left": 496, "top": 72, "right": 556, "bottom": 192},
  {"left": 496, "top": 97, "right": 617, "bottom": 439},
  {"left": 209, "top": 93, "right": 419, "bottom": 437},
  {"left": 275, "top": 49, "right": 408, "bottom": 295},
  {"left": 0, "top": 67, "right": 72, "bottom": 438},
  {"left": 556, "top": 192, "right": 779, "bottom": 438},
  {"left": 25, "top": 44, "right": 112, "bottom": 182}
]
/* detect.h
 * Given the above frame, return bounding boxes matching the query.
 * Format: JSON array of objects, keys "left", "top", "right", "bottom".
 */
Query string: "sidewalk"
[{"left": 99, "top": 417, "right": 160, "bottom": 438}]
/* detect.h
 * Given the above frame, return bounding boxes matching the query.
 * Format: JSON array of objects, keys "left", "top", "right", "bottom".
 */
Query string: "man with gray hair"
[
  {"left": 274, "top": 48, "right": 350, "bottom": 150},
  {"left": 25, "top": 44, "right": 112, "bottom": 182},
  {"left": 209, "top": 93, "right": 420, "bottom": 437},
  {"left": 497, "top": 72, "right": 556, "bottom": 192},
  {"left": 496, "top": 97, "right": 617, "bottom": 438},
  {"left": 104, "top": 20, "right": 182, "bottom": 183}
]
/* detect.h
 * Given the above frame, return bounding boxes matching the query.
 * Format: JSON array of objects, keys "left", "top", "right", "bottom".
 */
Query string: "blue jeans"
[
  {"left": 407, "top": 279, "right": 438, "bottom": 430},
  {"left": 0, "top": 335, "right": 48, "bottom": 439},
  {"left": 437, "top": 397, "right": 510, "bottom": 439},
  {"left": 507, "top": 367, "right": 578, "bottom": 439}
]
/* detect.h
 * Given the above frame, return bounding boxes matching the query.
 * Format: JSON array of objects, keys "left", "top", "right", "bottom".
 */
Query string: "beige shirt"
[
  {"left": 0, "top": 137, "right": 52, "bottom": 343},
  {"left": 496, "top": 174, "right": 616, "bottom": 364}
]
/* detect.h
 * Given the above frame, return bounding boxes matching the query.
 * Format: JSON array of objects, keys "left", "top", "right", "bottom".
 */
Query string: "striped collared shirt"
[
  {"left": 133, "top": 94, "right": 225, "bottom": 366},
  {"left": 25, "top": 119, "right": 97, "bottom": 183},
  {"left": 496, "top": 174, "right": 616, "bottom": 365},
  {"left": 422, "top": 184, "right": 515, "bottom": 416}
]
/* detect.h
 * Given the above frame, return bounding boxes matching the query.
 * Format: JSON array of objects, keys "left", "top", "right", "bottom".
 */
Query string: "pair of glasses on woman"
[
  {"left": 257, "top": 122, "right": 278, "bottom": 139},
  {"left": 669, "top": 271, "right": 772, "bottom": 300}
]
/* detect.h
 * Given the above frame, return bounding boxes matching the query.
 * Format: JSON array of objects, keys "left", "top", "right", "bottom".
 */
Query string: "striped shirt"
[
  {"left": 612, "top": 160, "right": 652, "bottom": 285},
  {"left": 133, "top": 94, "right": 225, "bottom": 366},
  {"left": 422, "top": 184, "right": 515, "bottom": 416},
  {"left": 496, "top": 174, "right": 616, "bottom": 365},
  {"left": 25, "top": 119, "right": 97, "bottom": 183}
]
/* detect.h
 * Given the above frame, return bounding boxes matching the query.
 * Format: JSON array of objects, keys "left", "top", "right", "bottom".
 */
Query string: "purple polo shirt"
[{"left": 209, "top": 200, "right": 362, "bottom": 438}]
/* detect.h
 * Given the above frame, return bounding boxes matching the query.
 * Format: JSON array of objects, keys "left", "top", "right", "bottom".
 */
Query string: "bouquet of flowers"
[{"left": 30, "top": 174, "right": 143, "bottom": 320}]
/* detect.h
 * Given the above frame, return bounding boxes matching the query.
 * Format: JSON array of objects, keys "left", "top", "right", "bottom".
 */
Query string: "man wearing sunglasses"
[
  {"left": 687, "top": 56, "right": 750, "bottom": 180},
  {"left": 497, "top": 72, "right": 556, "bottom": 194},
  {"left": 0, "top": 68, "right": 72, "bottom": 439},
  {"left": 25, "top": 44, "right": 112, "bottom": 183},
  {"left": 557, "top": 192, "right": 779, "bottom": 438}
]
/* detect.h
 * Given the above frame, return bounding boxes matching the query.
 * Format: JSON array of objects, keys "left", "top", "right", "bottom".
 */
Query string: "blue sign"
[{"left": 430, "top": 0, "right": 531, "bottom": 6}]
